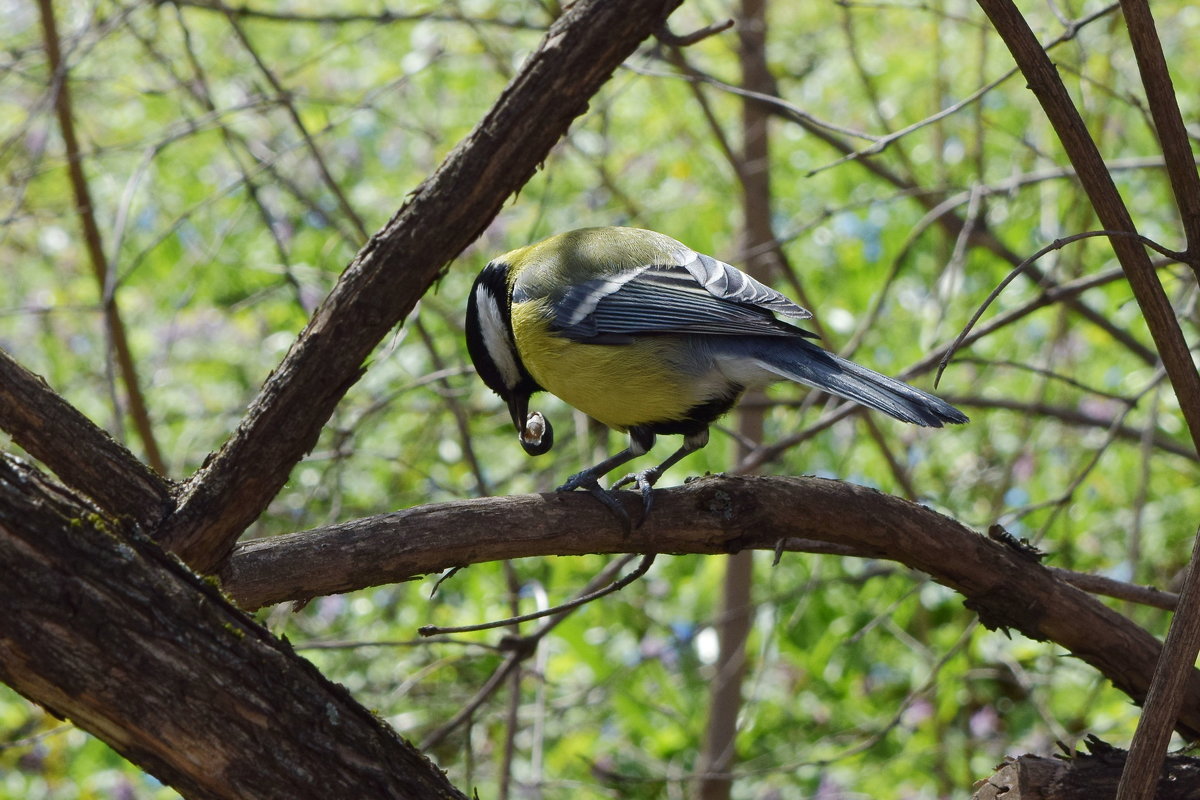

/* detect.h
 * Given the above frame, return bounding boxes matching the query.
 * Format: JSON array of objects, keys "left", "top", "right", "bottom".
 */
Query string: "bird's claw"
[
  {"left": 557, "top": 472, "right": 633, "bottom": 534},
  {"left": 611, "top": 468, "right": 661, "bottom": 524}
]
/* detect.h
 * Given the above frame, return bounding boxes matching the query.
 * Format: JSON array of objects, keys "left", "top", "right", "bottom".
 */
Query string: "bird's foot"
[
  {"left": 557, "top": 471, "right": 632, "bottom": 534},
  {"left": 611, "top": 467, "right": 662, "bottom": 524}
]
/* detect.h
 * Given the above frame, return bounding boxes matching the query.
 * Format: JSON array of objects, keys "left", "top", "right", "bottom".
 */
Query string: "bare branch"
[
  {"left": 1118, "top": 525, "right": 1200, "bottom": 800},
  {"left": 221, "top": 475, "right": 1200, "bottom": 738},
  {"left": 941, "top": 394, "right": 1196, "bottom": 463},
  {"left": 977, "top": 0, "right": 1200, "bottom": 454},
  {"left": 164, "top": 0, "right": 546, "bottom": 30},
  {"left": 656, "top": 18, "right": 734, "bottom": 47},
  {"left": 418, "top": 554, "right": 655, "bottom": 636},
  {"left": 649, "top": 21, "right": 1161, "bottom": 367},
  {"left": 418, "top": 555, "right": 638, "bottom": 751},
  {"left": 1119, "top": 0, "right": 1200, "bottom": 271},
  {"left": 736, "top": 264, "right": 1153, "bottom": 476},
  {"left": 1051, "top": 568, "right": 1178, "bottom": 612},
  {"left": 0, "top": 348, "right": 173, "bottom": 528},
  {"left": 977, "top": 3, "right": 1200, "bottom": 792},
  {"left": 936, "top": 230, "right": 1185, "bottom": 385}
]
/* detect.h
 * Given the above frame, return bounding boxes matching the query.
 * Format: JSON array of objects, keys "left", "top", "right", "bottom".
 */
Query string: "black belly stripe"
[{"left": 641, "top": 386, "right": 744, "bottom": 436}]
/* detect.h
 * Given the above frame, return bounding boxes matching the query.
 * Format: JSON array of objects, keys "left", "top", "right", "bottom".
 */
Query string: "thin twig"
[
  {"left": 419, "top": 555, "right": 639, "bottom": 750},
  {"left": 935, "top": 394, "right": 1196, "bottom": 462},
  {"left": 656, "top": 19, "right": 734, "bottom": 47},
  {"left": 218, "top": 7, "right": 370, "bottom": 242},
  {"left": 418, "top": 553, "right": 654, "bottom": 636},
  {"left": 1050, "top": 568, "right": 1177, "bottom": 612},
  {"left": 977, "top": 0, "right": 1200, "bottom": 455},
  {"left": 737, "top": 263, "right": 1148, "bottom": 475},
  {"left": 651, "top": 41, "right": 1162, "bottom": 368},
  {"left": 935, "top": 230, "right": 1185, "bottom": 385},
  {"left": 165, "top": 0, "right": 545, "bottom": 31},
  {"left": 35, "top": 0, "right": 167, "bottom": 475}
]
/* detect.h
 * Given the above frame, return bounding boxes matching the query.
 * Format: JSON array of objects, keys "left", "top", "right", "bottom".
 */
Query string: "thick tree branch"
[
  {"left": 221, "top": 475, "right": 1200, "bottom": 738},
  {"left": 0, "top": 348, "right": 173, "bottom": 529},
  {"left": 0, "top": 455, "right": 466, "bottom": 798},
  {"left": 156, "top": 0, "right": 685, "bottom": 572}
]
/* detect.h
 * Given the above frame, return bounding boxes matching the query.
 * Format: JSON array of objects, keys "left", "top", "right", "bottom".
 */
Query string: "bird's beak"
[
  {"left": 507, "top": 394, "right": 553, "bottom": 456},
  {"left": 506, "top": 393, "right": 529, "bottom": 436}
]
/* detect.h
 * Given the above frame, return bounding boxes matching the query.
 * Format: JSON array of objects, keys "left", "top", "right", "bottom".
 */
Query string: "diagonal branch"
[
  {"left": 975, "top": 0, "right": 1200, "bottom": 454},
  {"left": 659, "top": 32, "right": 1160, "bottom": 367},
  {"left": 975, "top": 3, "right": 1200, "bottom": 795},
  {"left": 155, "top": 0, "right": 685, "bottom": 572},
  {"left": 1118, "top": 0, "right": 1200, "bottom": 270},
  {"left": 0, "top": 348, "right": 173, "bottom": 529}
]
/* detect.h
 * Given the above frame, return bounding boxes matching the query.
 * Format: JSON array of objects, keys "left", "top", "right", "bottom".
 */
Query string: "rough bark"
[
  {"left": 0, "top": 348, "right": 174, "bottom": 529},
  {"left": 0, "top": 455, "right": 466, "bottom": 799},
  {"left": 973, "top": 738, "right": 1200, "bottom": 800},
  {"left": 156, "top": 0, "right": 685, "bottom": 572},
  {"left": 0, "top": 1, "right": 685, "bottom": 792}
]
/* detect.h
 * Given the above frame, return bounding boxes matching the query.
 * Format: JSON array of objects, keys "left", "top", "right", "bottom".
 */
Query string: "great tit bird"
[{"left": 466, "top": 226, "right": 966, "bottom": 523}]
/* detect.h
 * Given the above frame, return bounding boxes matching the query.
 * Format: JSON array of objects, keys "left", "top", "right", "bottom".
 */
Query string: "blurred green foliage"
[{"left": 2, "top": 0, "right": 1198, "bottom": 797}]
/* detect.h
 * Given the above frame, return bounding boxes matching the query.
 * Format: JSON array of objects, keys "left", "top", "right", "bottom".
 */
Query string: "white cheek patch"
[{"left": 475, "top": 284, "right": 523, "bottom": 390}]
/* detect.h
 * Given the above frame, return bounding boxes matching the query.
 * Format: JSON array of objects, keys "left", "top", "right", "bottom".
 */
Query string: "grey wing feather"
[
  {"left": 683, "top": 253, "right": 810, "bottom": 319},
  {"left": 554, "top": 251, "right": 815, "bottom": 342}
]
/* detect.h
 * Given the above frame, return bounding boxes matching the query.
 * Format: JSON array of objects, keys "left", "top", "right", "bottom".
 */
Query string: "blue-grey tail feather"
[{"left": 754, "top": 340, "right": 968, "bottom": 427}]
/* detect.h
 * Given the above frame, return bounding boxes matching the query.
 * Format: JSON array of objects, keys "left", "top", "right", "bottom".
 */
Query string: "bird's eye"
[{"left": 520, "top": 410, "right": 554, "bottom": 456}]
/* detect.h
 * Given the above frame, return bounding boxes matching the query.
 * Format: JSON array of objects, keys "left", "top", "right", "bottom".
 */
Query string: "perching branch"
[{"left": 220, "top": 475, "right": 1200, "bottom": 739}]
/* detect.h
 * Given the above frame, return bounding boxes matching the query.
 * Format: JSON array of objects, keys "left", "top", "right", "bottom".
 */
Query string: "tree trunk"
[
  {"left": 0, "top": 456, "right": 467, "bottom": 800},
  {"left": 697, "top": 4, "right": 778, "bottom": 795}
]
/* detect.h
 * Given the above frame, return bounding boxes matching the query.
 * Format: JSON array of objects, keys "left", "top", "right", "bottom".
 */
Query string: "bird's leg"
[
  {"left": 557, "top": 430, "right": 654, "bottom": 533},
  {"left": 612, "top": 429, "right": 709, "bottom": 521}
]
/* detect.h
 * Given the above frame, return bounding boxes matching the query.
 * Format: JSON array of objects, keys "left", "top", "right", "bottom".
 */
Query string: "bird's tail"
[{"left": 750, "top": 339, "right": 968, "bottom": 427}]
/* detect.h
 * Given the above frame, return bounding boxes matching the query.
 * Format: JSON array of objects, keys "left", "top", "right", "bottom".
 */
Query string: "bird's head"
[{"left": 465, "top": 259, "right": 554, "bottom": 456}]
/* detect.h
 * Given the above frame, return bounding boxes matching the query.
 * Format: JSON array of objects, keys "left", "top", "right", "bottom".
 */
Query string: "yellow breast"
[{"left": 511, "top": 300, "right": 709, "bottom": 432}]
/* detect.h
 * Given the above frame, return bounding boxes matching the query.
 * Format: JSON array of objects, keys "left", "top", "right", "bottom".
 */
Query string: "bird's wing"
[{"left": 542, "top": 250, "right": 816, "bottom": 342}]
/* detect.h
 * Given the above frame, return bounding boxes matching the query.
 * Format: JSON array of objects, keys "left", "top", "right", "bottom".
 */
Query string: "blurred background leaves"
[{"left": 2, "top": 0, "right": 1198, "bottom": 796}]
